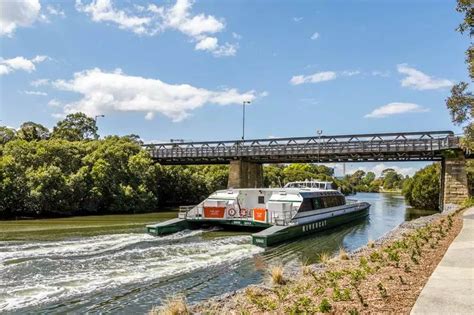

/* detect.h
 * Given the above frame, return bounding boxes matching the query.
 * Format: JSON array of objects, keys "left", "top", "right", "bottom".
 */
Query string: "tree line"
[{"left": 0, "top": 114, "right": 418, "bottom": 219}]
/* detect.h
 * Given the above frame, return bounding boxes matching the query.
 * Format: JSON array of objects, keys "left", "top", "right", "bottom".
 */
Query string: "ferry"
[{"left": 147, "top": 181, "right": 370, "bottom": 247}]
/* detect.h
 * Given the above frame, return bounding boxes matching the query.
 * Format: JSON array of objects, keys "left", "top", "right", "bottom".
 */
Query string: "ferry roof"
[{"left": 215, "top": 187, "right": 340, "bottom": 194}]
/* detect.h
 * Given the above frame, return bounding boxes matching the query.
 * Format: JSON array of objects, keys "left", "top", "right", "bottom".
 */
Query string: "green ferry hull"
[
  {"left": 146, "top": 218, "right": 270, "bottom": 236},
  {"left": 147, "top": 204, "right": 370, "bottom": 247},
  {"left": 251, "top": 205, "right": 370, "bottom": 247}
]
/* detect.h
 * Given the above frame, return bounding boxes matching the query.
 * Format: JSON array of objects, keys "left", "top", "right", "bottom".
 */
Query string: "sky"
[{"left": 0, "top": 0, "right": 471, "bottom": 177}]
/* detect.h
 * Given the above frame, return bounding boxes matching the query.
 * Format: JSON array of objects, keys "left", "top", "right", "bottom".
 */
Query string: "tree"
[
  {"left": 446, "top": 1, "right": 474, "bottom": 149},
  {"left": 0, "top": 126, "right": 16, "bottom": 144},
  {"left": 123, "top": 134, "right": 144, "bottom": 145},
  {"left": 52, "top": 113, "right": 98, "bottom": 141},
  {"left": 363, "top": 171, "right": 376, "bottom": 185},
  {"left": 402, "top": 164, "right": 440, "bottom": 210},
  {"left": 383, "top": 170, "right": 403, "bottom": 190},
  {"left": 17, "top": 121, "right": 50, "bottom": 141}
]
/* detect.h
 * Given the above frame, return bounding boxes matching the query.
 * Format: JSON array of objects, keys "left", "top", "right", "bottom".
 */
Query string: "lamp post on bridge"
[
  {"left": 242, "top": 101, "right": 251, "bottom": 141},
  {"left": 317, "top": 129, "right": 323, "bottom": 163}
]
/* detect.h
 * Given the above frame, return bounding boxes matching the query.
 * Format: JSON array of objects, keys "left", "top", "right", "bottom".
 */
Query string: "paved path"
[{"left": 411, "top": 207, "right": 474, "bottom": 315}]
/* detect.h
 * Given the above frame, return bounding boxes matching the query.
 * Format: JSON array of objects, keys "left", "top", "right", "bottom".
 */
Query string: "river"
[{"left": 0, "top": 193, "right": 436, "bottom": 314}]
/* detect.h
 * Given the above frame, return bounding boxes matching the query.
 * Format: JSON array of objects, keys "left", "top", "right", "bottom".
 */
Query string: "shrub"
[
  {"left": 270, "top": 265, "right": 285, "bottom": 285},
  {"left": 318, "top": 298, "right": 332, "bottom": 313},
  {"left": 402, "top": 164, "right": 440, "bottom": 210},
  {"left": 338, "top": 247, "right": 350, "bottom": 260},
  {"left": 318, "top": 252, "right": 331, "bottom": 264},
  {"left": 152, "top": 296, "right": 188, "bottom": 315}
]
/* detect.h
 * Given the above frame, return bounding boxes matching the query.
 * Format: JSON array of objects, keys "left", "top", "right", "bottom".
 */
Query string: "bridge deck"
[{"left": 143, "top": 131, "right": 462, "bottom": 164}]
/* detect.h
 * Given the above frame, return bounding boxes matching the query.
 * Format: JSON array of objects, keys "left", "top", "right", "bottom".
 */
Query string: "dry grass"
[
  {"left": 318, "top": 251, "right": 331, "bottom": 264},
  {"left": 150, "top": 296, "right": 189, "bottom": 315},
  {"left": 338, "top": 247, "right": 350, "bottom": 260},
  {"left": 270, "top": 265, "right": 285, "bottom": 285}
]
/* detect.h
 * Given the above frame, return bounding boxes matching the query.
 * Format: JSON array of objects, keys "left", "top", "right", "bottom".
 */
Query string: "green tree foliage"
[
  {"left": 263, "top": 164, "right": 334, "bottom": 187},
  {"left": 0, "top": 114, "right": 412, "bottom": 218},
  {"left": 447, "top": 1, "right": 474, "bottom": 150},
  {"left": 402, "top": 164, "right": 440, "bottom": 210},
  {"left": 17, "top": 122, "right": 50, "bottom": 141},
  {"left": 52, "top": 113, "right": 98, "bottom": 141},
  {"left": 0, "top": 126, "right": 16, "bottom": 144},
  {"left": 382, "top": 170, "right": 404, "bottom": 190}
]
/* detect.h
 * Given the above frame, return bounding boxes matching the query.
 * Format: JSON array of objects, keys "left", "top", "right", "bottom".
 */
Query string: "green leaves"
[
  {"left": 402, "top": 164, "right": 440, "bottom": 210},
  {"left": 52, "top": 113, "right": 98, "bottom": 141}
]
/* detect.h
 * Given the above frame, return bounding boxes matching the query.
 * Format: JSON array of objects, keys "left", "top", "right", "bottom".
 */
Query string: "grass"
[
  {"left": 0, "top": 211, "right": 176, "bottom": 241},
  {"left": 150, "top": 296, "right": 189, "bottom": 315},
  {"left": 338, "top": 247, "right": 350, "bottom": 260},
  {"left": 318, "top": 251, "right": 331, "bottom": 264},
  {"left": 270, "top": 265, "right": 286, "bottom": 285}
]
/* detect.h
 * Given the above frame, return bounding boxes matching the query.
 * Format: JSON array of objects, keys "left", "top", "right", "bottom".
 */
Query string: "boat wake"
[{"left": 0, "top": 231, "right": 263, "bottom": 312}]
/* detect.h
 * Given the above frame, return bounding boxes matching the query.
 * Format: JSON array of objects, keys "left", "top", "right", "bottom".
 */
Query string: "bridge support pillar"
[
  {"left": 440, "top": 153, "right": 469, "bottom": 211},
  {"left": 228, "top": 160, "right": 263, "bottom": 188}
]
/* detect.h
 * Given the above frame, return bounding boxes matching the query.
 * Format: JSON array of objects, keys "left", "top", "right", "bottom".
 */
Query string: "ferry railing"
[
  {"left": 272, "top": 209, "right": 297, "bottom": 226},
  {"left": 178, "top": 205, "right": 197, "bottom": 219}
]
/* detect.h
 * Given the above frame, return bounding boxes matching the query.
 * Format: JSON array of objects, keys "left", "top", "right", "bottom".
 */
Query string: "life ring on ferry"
[
  {"left": 240, "top": 208, "right": 247, "bottom": 217},
  {"left": 228, "top": 208, "right": 236, "bottom": 217}
]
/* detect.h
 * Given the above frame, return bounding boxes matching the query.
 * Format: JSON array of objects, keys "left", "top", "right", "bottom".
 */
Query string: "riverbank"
[{"left": 187, "top": 208, "right": 463, "bottom": 314}]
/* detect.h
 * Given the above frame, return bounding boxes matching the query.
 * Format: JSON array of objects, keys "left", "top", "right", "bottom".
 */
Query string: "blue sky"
[{"left": 0, "top": 0, "right": 470, "bottom": 176}]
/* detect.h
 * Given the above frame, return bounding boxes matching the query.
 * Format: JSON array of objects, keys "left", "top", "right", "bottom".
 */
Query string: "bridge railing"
[{"left": 143, "top": 131, "right": 459, "bottom": 163}]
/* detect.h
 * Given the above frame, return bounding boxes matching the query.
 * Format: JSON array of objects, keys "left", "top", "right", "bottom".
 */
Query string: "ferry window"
[
  {"left": 312, "top": 198, "right": 322, "bottom": 210},
  {"left": 300, "top": 199, "right": 312, "bottom": 212},
  {"left": 258, "top": 196, "right": 265, "bottom": 204}
]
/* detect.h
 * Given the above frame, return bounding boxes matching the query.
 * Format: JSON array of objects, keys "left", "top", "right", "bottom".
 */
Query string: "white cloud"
[
  {"left": 46, "top": 5, "right": 66, "bottom": 18},
  {"left": 293, "top": 17, "right": 303, "bottom": 22},
  {"left": 31, "top": 78, "right": 50, "bottom": 87},
  {"left": 0, "top": 55, "right": 48, "bottom": 76},
  {"left": 24, "top": 90, "right": 47, "bottom": 96},
  {"left": 310, "top": 32, "right": 319, "bottom": 40},
  {"left": 232, "top": 32, "right": 241, "bottom": 40},
  {"left": 76, "top": 0, "right": 238, "bottom": 57},
  {"left": 341, "top": 70, "right": 360, "bottom": 76},
  {"left": 364, "top": 102, "right": 429, "bottom": 118},
  {"left": 397, "top": 64, "right": 453, "bottom": 90},
  {"left": 52, "top": 68, "right": 262, "bottom": 122},
  {"left": 0, "top": 0, "right": 41, "bottom": 36},
  {"left": 76, "top": 0, "right": 152, "bottom": 35},
  {"left": 289, "top": 69, "right": 360, "bottom": 86},
  {"left": 290, "top": 71, "right": 337, "bottom": 85},
  {"left": 195, "top": 36, "right": 218, "bottom": 51},
  {"left": 371, "top": 70, "right": 390, "bottom": 77},
  {"left": 48, "top": 99, "right": 62, "bottom": 107}
]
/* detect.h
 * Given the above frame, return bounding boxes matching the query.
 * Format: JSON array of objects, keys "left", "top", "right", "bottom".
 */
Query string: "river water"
[{"left": 0, "top": 193, "right": 435, "bottom": 314}]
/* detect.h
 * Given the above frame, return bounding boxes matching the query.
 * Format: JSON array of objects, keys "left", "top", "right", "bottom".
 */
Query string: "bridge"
[{"left": 143, "top": 130, "right": 470, "bottom": 211}]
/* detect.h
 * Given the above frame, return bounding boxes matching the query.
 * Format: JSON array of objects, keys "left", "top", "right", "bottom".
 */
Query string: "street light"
[
  {"left": 317, "top": 129, "right": 323, "bottom": 162},
  {"left": 242, "top": 101, "right": 251, "bottom": 141},
  {"left": 94, "top": 115, "right": 105, "bottom": 139}
]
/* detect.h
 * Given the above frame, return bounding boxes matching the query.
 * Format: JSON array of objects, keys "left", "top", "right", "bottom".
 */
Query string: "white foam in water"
[{"left": 0, "top": 232, "right": 263, "bottom": 312}]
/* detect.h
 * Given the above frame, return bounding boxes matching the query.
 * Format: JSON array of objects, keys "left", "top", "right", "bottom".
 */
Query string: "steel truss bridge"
[{"left": 143, "top": 131, "right": 462, "bottom": 165}]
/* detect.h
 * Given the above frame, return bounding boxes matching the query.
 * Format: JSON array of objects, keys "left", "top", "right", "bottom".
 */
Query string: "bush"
[
  {"left": 318, "top": 298, "right": 332, "bottom": 313},
  {"left": 402, "top": 164, "right": 440, "bottom": 210}
]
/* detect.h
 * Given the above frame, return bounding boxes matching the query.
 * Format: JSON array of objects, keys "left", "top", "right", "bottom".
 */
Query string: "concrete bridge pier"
[
  {"left": 228, "top": 160, "right": 263, "bottom": 188},
  {"left": 440, "top": 153, "right": 470, "bottom": 211}
]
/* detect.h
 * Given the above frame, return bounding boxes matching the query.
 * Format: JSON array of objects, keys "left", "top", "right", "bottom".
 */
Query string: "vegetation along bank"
[{"left": 175, "top": 206, "right": 465, "bottom": 314}]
